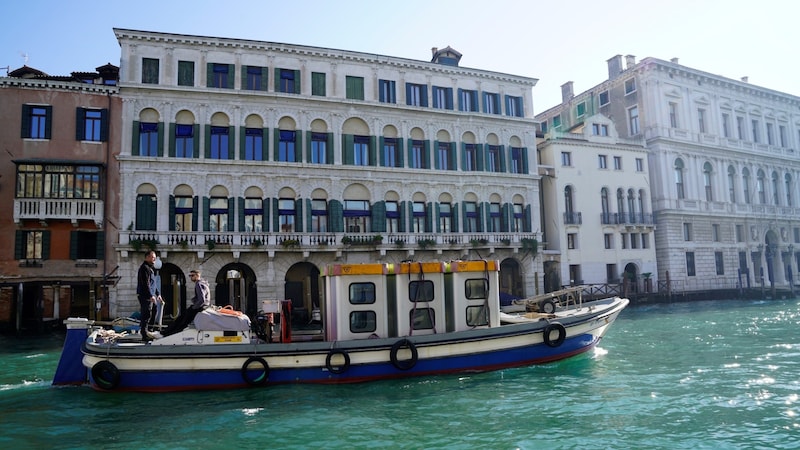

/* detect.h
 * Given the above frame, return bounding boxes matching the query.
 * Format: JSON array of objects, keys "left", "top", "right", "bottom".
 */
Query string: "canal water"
[{"left": 1, "top": 298, "right": 798, "bottom": 449}]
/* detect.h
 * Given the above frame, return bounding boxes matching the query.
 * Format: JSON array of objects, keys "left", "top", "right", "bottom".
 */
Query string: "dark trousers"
[
  {"left": 138, "top": 297, "right": 152, "bottom": 338},
  {"left": 163, "top": 307, "right": 201, "bottom": 337}
]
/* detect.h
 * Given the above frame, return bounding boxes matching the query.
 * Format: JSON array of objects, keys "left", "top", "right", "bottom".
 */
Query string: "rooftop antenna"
[
  {"left": 19, "top": 52, "right": 28, "bottom": 65},
  {"left": 1, "top": 66, "right": 9, "bottom": 76}
]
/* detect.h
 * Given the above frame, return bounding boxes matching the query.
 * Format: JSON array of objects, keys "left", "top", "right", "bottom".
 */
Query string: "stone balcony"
[{"left": 14, "top": 198, "right": 104, "bottom": 227}]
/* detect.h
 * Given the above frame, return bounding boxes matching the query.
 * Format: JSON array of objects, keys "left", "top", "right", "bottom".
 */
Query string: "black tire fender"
[
  {"left": 390, "top": 338, "right": 418, "bottom": 371},
  {"left": 325, "top": 349, "right": 351, "bottom": 374},
  {"left": 91, "top": 360, "right": 120, "bottom": 390},
  {"left": 543, "top": 322, "right": 567, "bottom": 348},
  {"left": 241, "top": 356, "right": 269, "bottom": 386}
]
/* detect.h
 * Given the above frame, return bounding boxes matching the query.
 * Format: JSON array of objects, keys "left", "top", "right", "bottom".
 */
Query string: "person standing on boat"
[
  {"left": 152, "top": 269, "right": 210, "bottom": 338},
  {"left": 136, "top": 250, "right": 159, "bottom": 342}
]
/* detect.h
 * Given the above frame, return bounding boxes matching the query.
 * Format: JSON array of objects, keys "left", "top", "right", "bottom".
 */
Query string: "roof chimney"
[
  {"left": 625, "top": 55, "right": 636, "bottom": 69},
  {"left": 670, "top": 57, "right": 679, "bottom": 64},
  {"left": 431, "top": 47, "right": 438, "bottom": 57},
  {"left": 741, "top": 76, "right": 749, "bottom": 83},
  {"left": 561, "top": 81, "right": 574, "bottom": 103},
  {"left": 607, "top": 55, "right": 623, "bottom": 79}
]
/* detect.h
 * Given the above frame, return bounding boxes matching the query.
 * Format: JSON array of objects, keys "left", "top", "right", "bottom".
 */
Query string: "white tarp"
[{"left": 193, "top": 308, "right": 251, "bottom": 331}]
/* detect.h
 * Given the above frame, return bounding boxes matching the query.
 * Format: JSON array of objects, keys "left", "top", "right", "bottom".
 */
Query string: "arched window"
[
  {"left": 757, "top": 170, "right": 766, "bottom": 204},
  {"left": 742, "top": 168, "right": 751, "bottom": 204},
  {"left": 565, "top": 186, "right": 576, "bottom": 224},
  {"left": 771, "top": 171, "right": 780, "bottom": 206},
  {"left": 785, "top": 173, "right": 793, "bottom": 207},
  {"left": 674, "top": 158, "right": 685, "bottom": 199},
  {"left": 627, "top": 188, "right": 636, "bottom": 222},
  {"left": 616, "top": 188, "right": 625, "bottom": 223},
  {"left": 600, "top": 188, "right": 610, "bottom": 223},
  {"left": 703, "top": 162, "right": 713, "bottom": 201},
  {"left": 727, "top": 166, "right": 737, "bottom": 203}
]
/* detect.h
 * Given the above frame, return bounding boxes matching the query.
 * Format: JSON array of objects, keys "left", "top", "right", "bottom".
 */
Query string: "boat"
[{"left": 53, "top": 260, "right": 628, "bottom": 392}]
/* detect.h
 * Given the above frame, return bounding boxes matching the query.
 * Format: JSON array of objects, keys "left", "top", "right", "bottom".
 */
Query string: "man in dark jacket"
[
  {"left": 137, "top": 250, "right": 159, "bottom": 342},
  {"left": 153, "top": 269, "right": 210, "bottom": 338}
]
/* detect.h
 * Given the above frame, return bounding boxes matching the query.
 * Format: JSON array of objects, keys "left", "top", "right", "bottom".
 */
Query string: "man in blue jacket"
[{"left": 136, "top": 250, "right": 159, "bottom": 342}]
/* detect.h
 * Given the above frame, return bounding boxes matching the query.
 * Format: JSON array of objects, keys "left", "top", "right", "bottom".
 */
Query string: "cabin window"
[
  {"left": 465, "top": 278, "right": 489, "bottom": 300},
  {"left": 410, "top": 309, "right": 435, "bottom": 330},
  {"left": 465, "top": 306, "right": 489, "bottom": 327},
  {"left": 349, "top": 311, "right": 376, "bottom": 333},
  {"left": 349, "top": 283, "right": 376, "bottom": 304},
  {"left": 408, "top": 280, "right": 434, "bottom": 302}
]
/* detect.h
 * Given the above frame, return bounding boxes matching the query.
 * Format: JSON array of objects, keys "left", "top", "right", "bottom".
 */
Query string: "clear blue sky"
[{"left": 1, "top": 0, "right": 797, "bottom": 111}]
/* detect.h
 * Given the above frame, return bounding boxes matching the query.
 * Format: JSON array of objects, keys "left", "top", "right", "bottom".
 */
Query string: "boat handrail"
[{"left": 511, "top": 287, "right": 584, "bottom": 311}]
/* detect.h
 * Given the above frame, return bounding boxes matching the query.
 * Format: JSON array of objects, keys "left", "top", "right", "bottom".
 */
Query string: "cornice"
[{"left": 0, "top": 77, "right": 119, "bottom": 94}]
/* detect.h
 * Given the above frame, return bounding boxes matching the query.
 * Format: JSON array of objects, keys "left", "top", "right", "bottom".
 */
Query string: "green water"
[{"left": 1, "top": 298, "right": 799, "bottom": 449}]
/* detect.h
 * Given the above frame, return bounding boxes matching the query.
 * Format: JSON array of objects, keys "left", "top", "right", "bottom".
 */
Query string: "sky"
[{"left": 1, "top": 0, "right": 797, "bottom": 112}]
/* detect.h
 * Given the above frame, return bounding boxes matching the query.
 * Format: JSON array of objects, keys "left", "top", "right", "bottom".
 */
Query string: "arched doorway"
[
  {"left": 764, "top": 230, "right": 781, "bottom": 285},
  {"left": 543, "top": 260, "right": 561, "bottom": 293},
  {"left": 156, "top": 261, "right": 187, "bottom": 320},
  {"left": 285, "top": 262, "right": 321, "bottom": 325},
  {"left": 623, "top": 262, "right": 639, "bottom": 293},
  {"left": 213, "top": 263, "right": 258, "bottom": 317},
  {"left": 499, "top": 258, "right": 524, "bottom": 300}
]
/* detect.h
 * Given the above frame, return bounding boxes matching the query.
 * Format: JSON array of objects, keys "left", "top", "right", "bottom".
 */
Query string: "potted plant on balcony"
[
  {"left": 281, "top": 239, "right": 300, "bottom": 249},
  {"left": 418, "top": 238, "right": 436, "bottom": 250}
]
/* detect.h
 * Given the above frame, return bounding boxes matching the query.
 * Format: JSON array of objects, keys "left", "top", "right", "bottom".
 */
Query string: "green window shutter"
[
  {"left": 96, "top": 231, "right": 105, "bottom": 259},
  {"left": 305, "top": 199, "right": 312, "bottom": 232},
  {"left": 100, "top": 109, "right": 109, "bottom": 141},
  {"left": 42, "top": 231, "right": 51, "bottom": 260},
  {"left": 524, "top": 205, "right": 532, "bottom": 233},
  {"left": 204, "top": 125, "right": 211, "bottom": 158},
  {"left": 44, "top": 106, "right": 52, "bottom": 139},
  {"left": 406, "top": 139, "right": 413, "bottom": 168},
  {"left": 192, "top": 196, "right": 199, "bottom": 231},
  {"left": 237, "top": 197, "right": 245, "bottom": 231},
  {"left": 396, "top": 138, "right": 404, "bottom": 168},
  {"left": 169, "top": 123, "right": 177, "bottom": 157},
  {"left": 371, "top": 201, "right": 386, "bottom": 233},
  {"left": 228, "top": 126, "right": 235, "bottom": 160},
  {"left": 193, "top": 124, "right": 200, "bottom": 158},
  {"left": 241, "top": 65, "right": 247, "bottom": 90},
  {"left": 425, "top": 202, "right": 433, "bottom": 232},
  {"left": 21, "top": 105, "right": 31, "bottom": 138},
  {"left": 502, "top": 203, "right": 511, "bottom": 232},
  {"left": 75, "top": 107, "right": 85, "bottom": 141},
  {"left": 202, "top": 197, "right": 210, "bottom": 231},
  {"left": 227, "top": 64, "right": 235, "bottom": 89},
  {"left": 329, "top": 200, "right": 343, "bottom": 232},
  {"left": 295, "top": 132, "right": 303, "bottom": 162},
  {"left": 70, "top": 231, "right": 78, "bottom": 260},
  {"left": 227, "top": 198, "right": 235, "bottom": 231},
  {"left": 457, "top": 88, "right": 463, "bottom": 111},
  {"left": 169, "top": 195, "right": 176, "bottom": 231},
  {"left": 435, "top": 203, "right": 441, "bottom": 233},
  {"left": 305, "top": 131, "right": 312, "bottom": 163},
  {"left": 261, "top": 67, "right": 269, "bottom": 91},
  {"left": 239, "top": 127, "right": 246, "bottom": 160},
  {"left": 273, "top": 68, "right": 280, "bottom": 91},
  {"left": 342, "top": 134, "right": 354, "bottom": 165},
  {"left": 132, "top": 120, "right": 140, "bottom": 156},
  {"left": 499, "top": 145, "right": 506, "bottom": 173},
  {"left": 312, "top": 72, "right": 326, "bottom": 96},
  {"left": 369, "top": 135, "right": 377, "bottom": 166},
  {"left": 326, "top": 133, "right": 334, "bottom": 164},
  {"left": 399, "top": 201, "right": 406, "bottom": 233},
  {"left": 206, "top": 63, "right": 214, "bottom": 88},
  {"left": 14, "top": 230, "right": 23, "bottom": 259},
  {"left": 293, "top": 70, "right": 301, "bottom": 94},
  {"left": 262, "top": 198, "right": 270, "bottom": 231},
  {"left": 295, "top": 199, "right": 303, "bottom": 231},
  {"left": 433, "top": 140, "right": 439, "bottom": 170},
  {"left": 157, "top": 122, "right": 165, "bottom": 157},
  {"left": 423, "top": 140, "right": 430, "bottom": 169},
  {"left": 460, "top": 143, "right": 467, "bottom": 171},
  {"left": 453, "top": 203, "right": 459, "bottom": 232},
  {"left": 476, "top": 144, "right": 484, "bottom": 171},
  {"left": 273, "top": 129, "right": 280, "bottom": 161},
  {"left": 522, "top": 147, "right": 529, "bottom": 174},
  {"left": 262, "top": 128, "right": 269, "bottom": 161},
  {"left": 272, "top": 198, "right": 279, "bottom": 232},
  {"left": 449, "top": 143, "right": 456, "bottom": 170}
]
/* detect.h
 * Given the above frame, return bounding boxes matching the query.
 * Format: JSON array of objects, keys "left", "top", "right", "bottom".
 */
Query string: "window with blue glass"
[
  {"left": 512, "top": 203, "right": 524, "bottom": 232},
  {"left": 311, "top": 199, "right": 328, "bottom": 232},
  {"left": 383, "top": 137, "right": 400, "bottom": 167},
  {"left": 174, "top": 124, "right": 194, "bottom": 158},
  {"left": 464, "top": 201, "right": 478, "bottom": 232},
  {"left": 510, "top": 147, "right": 526, "bottom": 174},
  {"left": 464, "top": 144, "right": 478, "bottom": 171},
  {"left": 244, "top": 128, "right": 263, "bottom": 161},
  {"left": 244, "top": 66, "right": 267, "bottom": 91},
  {"left": 344, "top": 200, "right": 370, "bottom": 232},
  {"left": 174, "top": 196, "right": 193, "bottom": 231},
  {"left": 458, "top": 89, "right": 479, "bottom": 112},
  {"left": 386, "top": 201, "right": 399, "bottom": 233},
  {"left": 433, "top": 86, "right": 453, "bottom": 110},
  {"left": 412, "top": 202, "right": 426, "bottom": 233},
  {"left": 139, "top": 123, "right": 159, "bottom": 156},
  {"left": 379, "top": 79, "right": 396, "bottom": 103},
  {"left": 279, "top": 198, "right": 296, "bottom": 232},
  {"left": 210, "top": 126, "right": 229, "bottom": 159},
  {"left": 77, "top": 108, "right": 108, "bottom": 142},
  {"left": 483, "top": 92, "right": 500, "bottom": 114},
  {"left": 277, "top": 69, "right": 299, "bottom": 94},
  {"left": 488, "top": 202, "right": 501, "bottom": 232},
  {"left": 505, "top": 95, "right": 524, "bottom": 117},
  {"left": 410, "top": 140, "right": 426, "bottom": 169},
  {"left": 439, "top": 203, "right": 452, "bottom": 233},
  {"left": 244, "top": 197, "right": 263, "bottom": 232},
  {"left": 436, "top": 142, "right": 454, "bottom": 170},
  {"left": 406, "top": 83, "right": 428, "bottom": 107},
  {"left": 208, "top": 63, "right": 232, "bottom": 89},
  {"left": 354, "top": 136, "right": 369, "bottom": 166},
  {"left": 21, "top": 105, "right": 51, "bottom": 139},
  {"left": 311, "top": 132, "right": 328, "bottom": 164},
  {"left": 208, "top": 197, "right": 229, "bottom": 231},
  {"left": 487, "top": 145, "right": 501, "bottom": 172},
  {"left": 279, "top": 130, "right": 297, "bottom": 162}
]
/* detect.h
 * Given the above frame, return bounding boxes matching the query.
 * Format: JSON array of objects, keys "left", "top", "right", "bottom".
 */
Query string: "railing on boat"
[{"left": 508, "top": 287, "right": 585, "bottom": 312}]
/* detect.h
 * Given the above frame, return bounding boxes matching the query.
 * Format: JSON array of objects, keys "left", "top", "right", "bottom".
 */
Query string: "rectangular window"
[
  {"left": 433, "top": 86, "right": 453, "bottom": 110},
  {"left": 279, "top": 198, "right": 296, "bottom": 232},
  {"left": 344, "top": 199, "right": 370, "bottom": 232},
  {"left": 383, "top": 137, "right": 400, "bottom": 168},
  {"left": 72, "top": 231, "right": 101, "bottom": 260},
  {"left": 598, "top": 155, "right": 608, "bottom": 169},
  {"left": 576, "top": 102, "right": 586, "bottom": 117},
  {"left": 487, "top": 145, "right": 501, "bottom": 172},
  {"left": 779, "top": 125, "right": 787, "bottom": 147},
  {"left": 464, "top": 201, "right": 478, "bottom": 232},
  {"left": 16, "top": 163, "right": 100, "bottom": 199},
  {"left": 669, "top": 102, "right": 678, "bottom": 128},
  {"left": 21, "top": 230, "right": 44, "bottom": 260},
  {"left": 379, "top": 79, "right": 396, "bottom": 103},
  {"left": 438, "top": 142, "right": 452, "bottom": 171},
  {"left": 686, "top": 252, "right": 695, "bottom": 277},
  {"left": 592, "top": 123, "right": 609, "bottom": 136},
  {"left": 142, "top": 58, "right": 159, "bottom": 84},
  {"left": 410, "top": 140, "right": 425, "bottom": 169},
  {"left": 174, "top": 196, "right": 193, "bottom": 231},
  {"left": 721, "top": 113, "right": 730, "bottom": 137},
  {"left": 736, "top": 116, "right": 745, "bottom": 140},
  {"left": 178, "top": 61, "right": 194, "bottom": 86},
  {"left": 698, "top": 108, "right": 706, "bottom": 133},
  {"left": 208, "top": 197, "right": 229, "bottom": 232},
  {"left": 683, "top": 223, "right": 693, "bottom": 241},
  {"left": 635, "top": 158, "right": 644, "bottom": 172},
  {"left": 354, "top": 136, "right": 370, "bottom": 166},
  {"left": 278, "top": 69, "right": 299, "bottom": 94},
  {"left": 311, "top": 132, "right": 328, "bottom": 164},
  {"left": 621, "top": 233, "right": 628, "bottom": 249},
  {"left": 630, "top": 233, "right": 639, "bottom": 249},
  {"left": 244, "top": 197, "right": 263, "bottom": 232},
  {"left": 244, "top": 128, "right": 263, "bottom": 161},
  {"left": 553, "top": 115, "right": 562, "bottom": 129},
  {"left": 459, "top": 89, "right": 478, "bottom": 112},
  {"left": 752, "top": 119, "right": 760, "bottom": 143},
  {"left": 488, "top": 202, "right": 501, "bottom": 232},
  {"left": 312, "top": 72, "right": 326, "bottom": 96},
  {"left": 244, "top": 66, "right": 267, "bottom": 91},
  {"left": 512, "top": 203, "right": 523, "bottom": 232},
  {"left": 505, "top": 95, "right": 523, "bottom": 117},
  {"left": 604, "top": 233, "right": 613, "bottom": 249},
  {"left": 439, "top": 203, "right": 452, "bottom": 233},
  {"left": 613, "top": 156, "right": 622, "bottom": 170},
  {"left": 346, "top": 76, "right": 364, "bottom": 100},
  {"left": 208, "top": 63, "right": 232, "bottom": 89},
  {"left": 209, "top": 126, "right": 229, "bottom": 159},
  {"left": 349, "top": 283, "right": 376, "bottom": 304},
  {"left": 624, "top": 78, "right": 636, "bottom": 94},
  {"left": 710, "top": 251, "right": 720, "bottom": 276},
  {"left": 175, "top": 124, "right": 194, "bottom": 158},
  {"left": 567, "top": 233, "right": 576, "bottom": 250},
  {"left": 628, "top": 106, "right": 640, "bottom": 135},
  {"left": 510, "top": 147, "right": 524, "bottom": 174},
  {"left": 406, "top": 83, "right": 428, "bottom": 107},
  {"left": 561, "top": 152, "right": 572, "bottom": 166},
  {"left": 642, "top": 233, "right": 649, "bottom": 249},
  {"left": 483, "top": 92, "right": 500, "bottom": 114},
  {"left": 412, "top": 202, "right": 426, "bottom": 233},
  {"left": 599, "top": 90, "right": 610, "bottom": 106},
  {"left": 311, "top": 199, "right": 328, "bottom": 233},
  {"left": 386, "top": 201, "right": 399, "bottom": 233},
  {"left": 767, "top": 123, "right": 775, "bottom": 145},
  {"left": 77, "top": 108, "right": 108, "bottom": 142},
  {"left": 22, "top": 105, "right": 52, "bottom": 139},
  {"left": 736, "top": 224, "right": 744, "bottom": 242},
  {"left": 139, "top": 122, "right": 159, "bottom": 156},
  {"left": 712, "top": 224, "right": 721, "bottom": 242},
  {"left": 464, "top": 144, "right": 477, "bottom": 171},
  {"left": 279, "top": 130, "right": 297, "bottom": 162}
]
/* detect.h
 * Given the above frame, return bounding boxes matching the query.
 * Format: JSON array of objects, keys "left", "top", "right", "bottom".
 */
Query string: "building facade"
[
  {"left": 537, "top": 113, "right": 656, "bottom": 292},
  {"left": 0, "top": 65, "right": 121, "bottom": 331},
  {"left": 537, "top": 55, "right": 800, "bottom": 293},
  {"left": 114, "top": 29, "right": 542, "bottom": 321}
]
